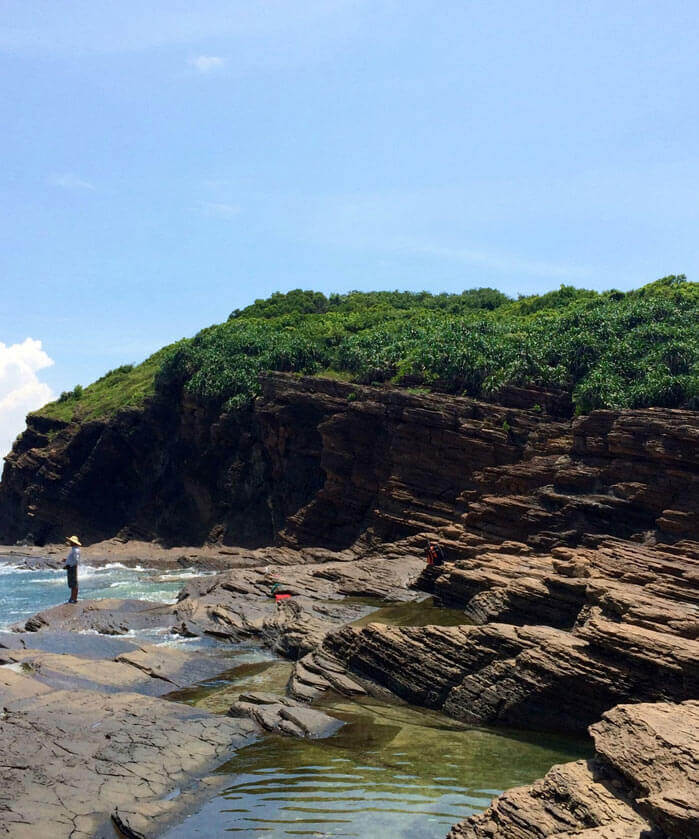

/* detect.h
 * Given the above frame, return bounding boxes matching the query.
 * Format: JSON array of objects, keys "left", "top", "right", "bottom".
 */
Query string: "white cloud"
[
  {"left": 0, "top": 339, "right": 55, "bottom": 461},
  {"left": 49, "top": 173, "right": 95, "bottom": 191},
  {"left": 198, "top": 200, "right": 241, "bottom": 218},
  {"left": 188, "top": 55, "right": 226, "bottom": 74}
]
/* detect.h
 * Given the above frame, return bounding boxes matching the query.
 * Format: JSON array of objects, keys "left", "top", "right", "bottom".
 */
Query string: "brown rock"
[
  {"left": 0, "top": 670, "right": 257, "bottom": 839},
  {"left": 448, "top": 701, "right": 697, "bottom": 839}
]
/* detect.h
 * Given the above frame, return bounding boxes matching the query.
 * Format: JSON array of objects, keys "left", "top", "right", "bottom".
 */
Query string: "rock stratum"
[
  {"left": 0, "top": 374, "right": 697, "bottom": 838},
  {"left": 1, "top": 373, "right": 696, "bottom": 548}
]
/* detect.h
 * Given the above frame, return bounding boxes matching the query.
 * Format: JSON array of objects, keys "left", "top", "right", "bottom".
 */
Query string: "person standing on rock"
[{"left": 64, "top": 535, "right": 81, "bottom": 603}]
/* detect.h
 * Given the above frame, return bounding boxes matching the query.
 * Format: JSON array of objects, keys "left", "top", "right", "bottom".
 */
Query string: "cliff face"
[
  {"left": 0, "top": 377, "right": 338, "bottom": 546},
  {"left": 0, "top": 373, "right": 697, "bottom": 549}
]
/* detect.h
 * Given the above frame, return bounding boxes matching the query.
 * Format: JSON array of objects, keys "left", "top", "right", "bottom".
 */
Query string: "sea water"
[{"left": 0, "top": 559, "right": 198, "bottom": 629}]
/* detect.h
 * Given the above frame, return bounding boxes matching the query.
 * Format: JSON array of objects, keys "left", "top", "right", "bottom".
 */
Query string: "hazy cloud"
[
  {"left": 198, "top": 201, "right": 241, "bottom": 218},
  {"left": 49, "top": 173, "right": 95, "bottom": 191},
  {"left": 283, "top": 189, "right": 593, "bottom": 282},
  {"left": 0, "top": 1, "right": 374, "bottom": 55},
  {"left": 402, "top": 242, "right": 591, "bottom": 281},
  {"left": 0, "top": 339, "right": 55, "bottom": 460},
  {"left": 188, "top": 55, "right": 225, "bottom": 73}
]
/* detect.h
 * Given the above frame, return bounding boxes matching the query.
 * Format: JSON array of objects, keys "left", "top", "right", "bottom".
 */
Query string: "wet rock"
[
  {"left": 0, "top": 643, "right": 239, "bottom": 697},
  {"left": 228, "top": 690, "right": 344, "bottom": 739},
  {"left": 16, "top": 598, "right": 176, "bottom": 635},
  {"left": 288, "top": 650, "right": 367, "bottom": 702},
  {"left": 0, "top": 630, "right": 139, "bottom": 658},
  {"left": 114, "top": 643, "right": 236, "bottom": 688}
]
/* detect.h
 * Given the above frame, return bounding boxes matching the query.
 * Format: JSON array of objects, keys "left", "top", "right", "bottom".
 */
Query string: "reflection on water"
[
  {"left": 166, "top": 657, "right": 293, "bottom": 709},
  {"left": 164, "top": 693, "right": 590, "bottom": 839},
  {"left": 350, "top": 596, "right": 469, "bottom": 628}
]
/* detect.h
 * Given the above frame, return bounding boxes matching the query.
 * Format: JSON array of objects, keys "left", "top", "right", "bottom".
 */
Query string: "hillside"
[
  {"left": 2, "top": 280, "right": 697, "bottom": 839},
  {"left": 34, "top": 275, "right": 698, "bottom": 426},
  {"left": 2, "top": 275, "right": 696, "bottom": 548}
]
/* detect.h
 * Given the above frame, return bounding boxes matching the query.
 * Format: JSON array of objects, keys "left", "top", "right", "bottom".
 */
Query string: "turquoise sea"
[{"left": 0, "top": 558, "right": 197, "bottom": 629}]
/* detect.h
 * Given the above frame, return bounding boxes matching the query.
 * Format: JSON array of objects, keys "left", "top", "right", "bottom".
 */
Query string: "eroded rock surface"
[
  {"left": 228, "top": 690, "right": 345, "bottom": 739},
  {"left": 1, "top": 378, "right": 697, "bottom": 838},
  {"left": 0, "top": 643, "right": 236, "bottom": 696},
  {"left": 16, "top": 597, "right": 177, "bottom": 635},
  {"left": 316, "top": 537, "right": 699, "bottom": 733},
  {"left": 590, "top": 701, "right": 699, "bottom": 838},
  {"left": 0, "top": 668, "right": 257, "bottom": 839},
  {"left": 447, "top": 701, "right": 698, "bottom": 839},
  {"left": 2, "top": 375, "right": 695, "bottom": 549},
  {"left": 14, "top": 555, "right": 425, "bottom": 663}
]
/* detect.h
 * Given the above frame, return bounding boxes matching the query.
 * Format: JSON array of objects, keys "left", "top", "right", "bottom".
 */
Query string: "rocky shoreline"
[
  {"left": 0, "top": 547, "right": 427, "bottom": 837},
  {"left": 1, "top": 378, "right": 697, "bottom": 838},
  {"left": 1, "top": 532, "right": 696, "bottom": 838}
]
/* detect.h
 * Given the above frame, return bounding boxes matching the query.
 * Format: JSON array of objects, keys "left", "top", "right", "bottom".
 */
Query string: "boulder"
[{"left": 228, "top": 690, "right": 344, "bottom": 739}]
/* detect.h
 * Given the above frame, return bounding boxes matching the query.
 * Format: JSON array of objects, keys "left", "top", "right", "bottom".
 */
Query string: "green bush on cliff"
[
  {"left": 35, "top": 276, "right": 698, "bottom": 422},
  {"left": 35, "top": 348, "right": 178, "bottom": 423}
]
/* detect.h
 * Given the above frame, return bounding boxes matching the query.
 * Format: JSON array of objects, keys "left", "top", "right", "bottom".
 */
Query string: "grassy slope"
[
  {"left": 35, "top": 346, "right": 179, "bottom": 423},
  {"left": 33, "top": 278, "right": 698, "bottom": 425}
]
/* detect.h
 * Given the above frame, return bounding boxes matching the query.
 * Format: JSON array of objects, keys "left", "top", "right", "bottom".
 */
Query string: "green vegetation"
[
  {"left": 35, "top": 276, "right": 698, "bottom": 423},
  {"left": 36, "top": 350, "right": 179, "bottom": 423}
]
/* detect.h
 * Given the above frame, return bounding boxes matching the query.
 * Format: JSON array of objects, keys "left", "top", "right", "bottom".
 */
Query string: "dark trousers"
[{"left": 67, "top": 565, "right": 78, "bottom": 589}]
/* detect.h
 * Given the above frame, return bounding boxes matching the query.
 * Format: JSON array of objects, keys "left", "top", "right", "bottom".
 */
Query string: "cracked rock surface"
[{"left": 0, "top": 668, "right": 257, "bottom": 839}]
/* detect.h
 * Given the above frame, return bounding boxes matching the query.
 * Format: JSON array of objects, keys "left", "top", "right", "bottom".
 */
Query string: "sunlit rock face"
[
  {"left": 447, "top": 700, "right": 699, "bottom": 839},
  {"left": 1, "top": 374, "right": 696, "bottom": 550}
]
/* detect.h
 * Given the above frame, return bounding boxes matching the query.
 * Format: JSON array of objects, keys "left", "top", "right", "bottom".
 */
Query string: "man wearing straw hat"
[{"left": 64, "top": 535, "right": 81, "bottom": 603}]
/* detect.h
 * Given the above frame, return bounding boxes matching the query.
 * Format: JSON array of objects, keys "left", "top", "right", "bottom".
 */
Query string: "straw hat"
[{"left": 66, "top": 535, "right": 82, "bottom": 547}]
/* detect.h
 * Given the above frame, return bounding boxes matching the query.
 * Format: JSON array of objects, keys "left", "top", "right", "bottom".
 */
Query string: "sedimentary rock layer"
[
  {"left": 1, "top": 375, "right": 696, "bottom": 548},
  {"left": 447, "top": 700, "right": 698, "bottom": 839},
  {"left": 321, "top": 539, "right": 699, "bottom": 732}
]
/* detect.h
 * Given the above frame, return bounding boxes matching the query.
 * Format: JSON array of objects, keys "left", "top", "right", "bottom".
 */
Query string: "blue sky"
[{"left": 1, "top": 0, "right": 698, "bottom": 454}]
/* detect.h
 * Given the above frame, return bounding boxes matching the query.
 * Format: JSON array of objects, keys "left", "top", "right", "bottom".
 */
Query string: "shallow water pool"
[{"left": 164, "top": 667, "right": 591, "bottom": 839}]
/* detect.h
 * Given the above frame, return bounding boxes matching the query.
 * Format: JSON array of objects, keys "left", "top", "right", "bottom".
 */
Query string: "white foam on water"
[
  {"left": 79, "top": 564, "right": 121, "bottom": 578},
  {"left": 2, "top": 561, "right": 182, "bottom": 632}
]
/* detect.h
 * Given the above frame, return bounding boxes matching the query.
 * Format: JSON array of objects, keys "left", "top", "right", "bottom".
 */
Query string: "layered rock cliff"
[{"left": 1, "top": 373, "right": 696, "bottom": 551}]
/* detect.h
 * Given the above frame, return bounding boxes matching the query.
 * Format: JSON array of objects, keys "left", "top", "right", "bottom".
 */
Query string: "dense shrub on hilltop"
[{"left": 37, "top": 276, "right": 698, "bottom": 423}]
